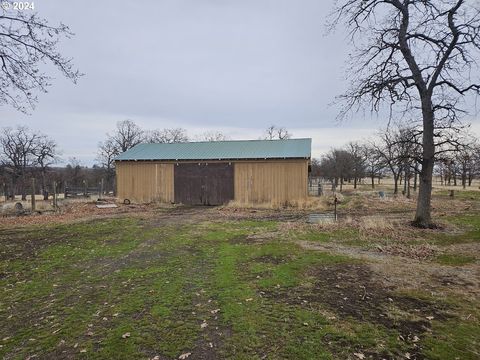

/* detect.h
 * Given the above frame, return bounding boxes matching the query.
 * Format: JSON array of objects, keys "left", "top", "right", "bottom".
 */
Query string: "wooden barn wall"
[
  {"left": 116, "top": 159, "right": 308, "bottom": 204},
  {"left": 234, "top": 160, "right": 308, "bottom": 204},
  {"left": 116, "top": 162, "right": 174, "bottom": 203}
]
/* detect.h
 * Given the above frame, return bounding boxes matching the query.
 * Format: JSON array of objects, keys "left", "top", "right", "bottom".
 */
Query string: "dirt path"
[{"left": 297, "top": 240, "right": 480, "bottom": 300}]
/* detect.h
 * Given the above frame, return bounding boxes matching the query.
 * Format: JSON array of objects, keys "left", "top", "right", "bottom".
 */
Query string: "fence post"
[
  {"left": 334, "top": 195, "right": 338, "bottom": 222},
  {"left": 100, "top": 178, "right": 104, "bottom": 199},
  {"left": 31, "top": 178, "right": 36, "bottom": 211},
  {"left": 53, "top": 181, "right": 58, "bottom": 210}
]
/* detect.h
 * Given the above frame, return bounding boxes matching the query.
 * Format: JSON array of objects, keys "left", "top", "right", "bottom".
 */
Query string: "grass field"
[{"left": 0, "top": 189, "right": 479, "bottom": 359}]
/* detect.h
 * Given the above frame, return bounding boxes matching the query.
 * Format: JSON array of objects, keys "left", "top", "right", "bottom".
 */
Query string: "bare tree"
[
  {"left": 396, "top": 127, "right": 422, "bottom": 198},
  {"left": 0, "top": 126, "right": 39, "bottom": 199},
  {"left": 332, "top": 1, "right": 480, "bottom": 227},
  {"left": 195, "top": 131, "right": 229, "bottom": 142},
  {"left": 310, "top": 158, "right": 322, "bottom": 177},
  {"left": 372, "top": 127, "right": 407, "bottom": 195},
  {"left": 96, "top": 138, "right": 118, "bottom": 194},
  {"left": 147, "top": 128, "right": 188, "bottom": 143},
  {"left": 96, "top": 120, "right": 144, "bottom": 193},
  {"left": 263, "top": 125, "right": 291, "bottom": 140},
  {"left": 472, "top": 144, "right": 480, "bottom": 185},
  {"left": 319, "top": 148, "right": 354, "bottom": 191},
  {"left": 109, "top": 120, "right": 145, "bottom": 152},
  {"left": 361, "top": 143, "right": 385, "bottom": 189},
  {"left": 65, "top": 157, "right": 83, "bottom": 187},
  {"left": 453, "top": 132, "right": 478, "bottom": 188},
  {"left": 34, "top": 134, "right": 59, "bottom": 199},
  {"left": 0, "top": 9, "right": 81, "bottom": 112},
  {"left": 347, "top": 141, "right": 366, "bottom": 189}
]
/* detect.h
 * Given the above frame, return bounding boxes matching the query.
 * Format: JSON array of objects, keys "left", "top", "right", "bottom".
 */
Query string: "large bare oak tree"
[
  {"left": 332, "top": 0, "right": 480, "bottom": 227},
  {"left": 0, "top": 8, "right": 80, "bottom": 112}
]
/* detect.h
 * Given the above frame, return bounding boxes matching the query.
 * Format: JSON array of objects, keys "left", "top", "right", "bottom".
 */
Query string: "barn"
[{"left": 115, "top": 138, "right": 311, "bottom": 205}]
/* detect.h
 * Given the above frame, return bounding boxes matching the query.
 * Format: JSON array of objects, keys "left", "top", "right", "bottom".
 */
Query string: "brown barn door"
[
  {"left": 174, "top": 163, "right": 234, "bottom": 205},
  {"left": 174, "top": 164, "right": 204, "bottom": 205}
]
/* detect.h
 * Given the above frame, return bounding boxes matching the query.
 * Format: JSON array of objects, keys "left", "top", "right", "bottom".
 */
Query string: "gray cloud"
[{"left": 1, "top": 0, "right": 478, "bottom": 164}]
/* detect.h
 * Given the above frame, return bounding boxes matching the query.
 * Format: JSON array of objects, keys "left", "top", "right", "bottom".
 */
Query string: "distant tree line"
[
  {"left": 314, "top": 124, "right": 480, "bottom": 197},
  {"left": 0, "top": 125, "right": 109, "bottom": 200}
]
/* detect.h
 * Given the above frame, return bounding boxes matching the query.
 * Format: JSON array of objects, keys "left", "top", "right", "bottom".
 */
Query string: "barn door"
[{"left": 174, "top": 163, "right": 234, "bottom": 205}]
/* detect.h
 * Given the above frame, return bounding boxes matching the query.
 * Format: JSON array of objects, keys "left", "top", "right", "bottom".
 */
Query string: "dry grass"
[
  {"left": 347, "top": 215, "right": 396, "bottom": 231},
  {"left": 226, "top": 196, "right": 330, "bottom": 211},
  {"left": 0, "top": 198, "right": 151, "bottom": 227}
]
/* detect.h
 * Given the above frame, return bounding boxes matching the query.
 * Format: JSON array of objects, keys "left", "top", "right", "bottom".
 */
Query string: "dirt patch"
[
  {"left": 311, "top": 264, "right": 451, "bottom": 330},
  {"left": 263, "top": 263, "right": 452, "bottom": 358},
  {"left": 430, "top": 273, "right": 476, "bottom": 287},
  {"left": 229, "top": 232, "right": 280, "bottom": 245},
  {"left": 254, "top": 254, "right": 291, "bottom": 265},
  {"left": 228, "top": 235, "right": 250, "bottom": 244},
  {"left": 0, "top": 229, "right": 67, "bottom": 261},
  {"left": 83, "top": 241, "right": 169, "bottom": 277},
  {"left": 298, "top": 240, "right": 480, "bottom": 298}
]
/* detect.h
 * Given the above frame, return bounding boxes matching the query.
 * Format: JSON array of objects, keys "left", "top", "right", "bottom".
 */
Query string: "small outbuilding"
[{"left": 115, "top": 138, "right": 311, "bottom": 205}]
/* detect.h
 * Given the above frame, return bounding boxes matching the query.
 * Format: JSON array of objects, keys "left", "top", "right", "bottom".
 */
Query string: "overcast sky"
[{"left": 1, "top": 0, "right": 479, "bottom": 165}]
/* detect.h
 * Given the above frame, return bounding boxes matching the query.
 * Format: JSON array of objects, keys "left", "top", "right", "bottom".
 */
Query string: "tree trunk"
[
  {"left": 414, "top": 98, "right": 435, "bottom": 228},
  {"left": 407, "top": 171, "right": 411, "bottom": 199},
  {"left": 41, "top": 170, "right": 48, "bottom": 200},
  {"left": 10, "top": 178, "right": 16, "bottom": 200},
  {"left": 354, "top": 176, "right": 357, "bottom": 189},
  {"left": 393, "top": 173, "right": 399, "bottom": 195},
  {"left": 413, "top": 168, "right": 418, "bottom": 191},
  {"left": 21, "top": 176, "right": 27, "bottom": 201},
  {"left": 371, "top": 175, "right": 375, "bottom": 189}
]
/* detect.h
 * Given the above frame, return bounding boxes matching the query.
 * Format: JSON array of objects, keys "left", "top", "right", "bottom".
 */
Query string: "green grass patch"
[
  {"left": 1, "top": 213, "right": 479, "bottom": 359},
  {"left": 435, "top": 189, "right": 480, "bottom": 201},
  {"left": 423, "top": 321, "right": 480, "bottom": 360},
  {"left": 435, "top": 254, "right": 476, "bottom": 266},
  {"left": 423, "top": 213, "right": 480, "bottom": 245}
]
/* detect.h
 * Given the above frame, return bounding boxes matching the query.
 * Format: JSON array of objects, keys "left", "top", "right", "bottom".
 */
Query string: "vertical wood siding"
[
  {"left": 116, "top": 160, "right": 308, "bottom": 204},
  {"left": 234, "top": 160, "right": 308, "bottom": 205},
  {"left": 116, "top": 162, "right": 174, "bottom": 203}
]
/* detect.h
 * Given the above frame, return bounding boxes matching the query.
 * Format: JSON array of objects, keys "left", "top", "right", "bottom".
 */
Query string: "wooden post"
[
  {"left": 83, "top": 180, "right": 87, "bottom": 197},
  {"left": 31, "top": 178, "right": 36, "bottom": 211},
  {"left": 334, "top": 195, "right": 338, "bottom": 221},
  {"left": 100, "top": 178, "right": 104, "bottom": 199},
  {"left": 53, "top": 181, "right": 58, "bottom": 210}
]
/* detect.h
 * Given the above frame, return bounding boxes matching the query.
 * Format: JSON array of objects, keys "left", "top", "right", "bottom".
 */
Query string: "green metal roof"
[{"left": 115, "top": 138, "right": 311, "bottom": 161}]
